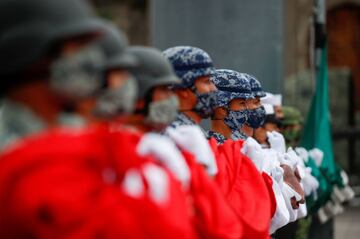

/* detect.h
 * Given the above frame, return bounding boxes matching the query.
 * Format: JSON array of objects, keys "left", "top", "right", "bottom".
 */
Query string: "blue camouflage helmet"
[
  {"left": 162, "top": 46, "right": 216, "bottom": 89},
  {"left": 246, "top": 74, "right": 266, "bottom": 98},
  {"left": 210, "top": 69, "right": 254, "bottom": 108}
]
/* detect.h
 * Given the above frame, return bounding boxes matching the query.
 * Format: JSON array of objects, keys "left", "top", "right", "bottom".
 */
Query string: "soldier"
[
  {"left": 261, "top": 92, "right": 284, "bottom": 120},
  {"left": 281, "top": 106, "right": 304, "bottom": 148},
  {"left": 210, "top": 70, "right": 309, "bottom": 234},
  {"left": 118, "top": 46, "right": 243, "bottom": 238},
  {"left": 0, "top": 0, "right": 107, "bottom": 149},
  {"left": 253, "top": 104, "right": 282, "bottom": 148},
  {"left": 0, "top": 1, "right": 197, "bottom": 238},
  {"left": 162, "top": 46, "right": 275, "bottom": 237},
  {"left": 208, "top": 69, "right": 257, "bottom": 143},
  {"left": 240, "top": 74, "right": 267, "bottom": 138},
  {"left": 162, "top": 46, "right": 217, "bottom": 129}
]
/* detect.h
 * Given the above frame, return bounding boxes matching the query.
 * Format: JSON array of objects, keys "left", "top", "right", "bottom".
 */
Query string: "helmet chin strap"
[{"left": 178, "top": 86, "right": 198, "bottom": 113}]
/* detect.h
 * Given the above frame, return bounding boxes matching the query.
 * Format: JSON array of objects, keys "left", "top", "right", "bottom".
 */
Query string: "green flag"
[{"left": 301, "top": 46, "right": 343, "bottom": 188}]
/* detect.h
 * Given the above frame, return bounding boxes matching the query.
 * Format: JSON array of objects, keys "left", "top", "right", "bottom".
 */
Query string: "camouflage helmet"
[
  {"left": 96, "top": 22, "right": 138, "bottom": 71},
  {"left": 162, "top": 46, "right": 215, "bottom": 89},
  {"left": 246, "top": 74, "right": 266, "bottom": 98},
  {"left": 128, "top": 46, "right": 180, "bottom": 100},
  {"left": 210, "top": 69, "right": 254, "bottom": 108},
  {"left": 282, "top": 106, "right": 303, "bottom": 126}
]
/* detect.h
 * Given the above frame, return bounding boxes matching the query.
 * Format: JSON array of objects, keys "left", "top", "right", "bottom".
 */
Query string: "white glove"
[
  {"left": 332, "top": 185, "right": 355, "bottom": 203},
  {"left": 272, "top": 166, "right": 284, "bottom": 183},
  {"left": 123, "top": 164, "right": 171, "bottom": 205},
  {"left": 280, "top": 148, "right": 299, "bottom": 171},
  {"left": 281, "top": 183, "right": 301, "bottom": 222},
  {"left": 137, "top": 133, "right": 191, "bottom": 188},
  {"left": 122, "top": 168, "right": 144, "bottom": 198},
  {"left": 267, "top": 131, "right": 286, "bottom": 154},
  {"left": 270, "top": 178, "right": 290, "bottom": 234},
  {"left": 324, "top": 200, "right": 344, "bottom": 217},
  {"left": 142, "top": 163, "right": 170, "bottom": 204},
  {"left": 261, "top": 148, "right": 280, "bottom": 175},
  {"left": 295, "top": 147, "right": 309, "bottom": 163},
  {"left": 308, "top": 148, "right": 324, "bottom": 167},
  {"left": 296, "top": 183, "right": 308, "bottom": 219},
  {"left": 301, "top": 168, "right": 319, "bottom": 196},
  {"left": 297, "top": 203, "right": 308, "bottom": 219},
  {"left": 166, "top": 125, "right": 217, "bottom": 176},
  {"left": 241, "top": 137, "right": 265, "bottom": 172},
  {"left": 341, "top": 185, "right": 355, "bottom": 201}
]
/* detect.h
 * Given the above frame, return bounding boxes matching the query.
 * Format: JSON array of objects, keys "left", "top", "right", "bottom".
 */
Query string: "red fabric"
[
  {"left": 262, "top": 172, "right": 277, "bottom": 218},
  {"left": 0, "top": 125, "right": 197, "bottom": 239},
  {"left": 211, "top": 139, "right": 271, "bottom": 239},
  {"left": 181, "top": 150, "right": 243, "bottom": 239}
]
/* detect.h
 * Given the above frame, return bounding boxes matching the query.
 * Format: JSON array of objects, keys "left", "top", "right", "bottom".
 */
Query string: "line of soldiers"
[{"left": 0, "top": 1, "right": 354, "bottom": 239}]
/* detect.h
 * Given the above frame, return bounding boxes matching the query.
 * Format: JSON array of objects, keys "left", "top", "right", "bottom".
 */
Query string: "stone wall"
[{"left": 91, "top": 0, "right": 149, "bottom": 45}]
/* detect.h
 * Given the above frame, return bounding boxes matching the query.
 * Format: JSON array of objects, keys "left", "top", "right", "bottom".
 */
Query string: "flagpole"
[{"left": 314, "top": 0, "right": 326, "bottom": 70}]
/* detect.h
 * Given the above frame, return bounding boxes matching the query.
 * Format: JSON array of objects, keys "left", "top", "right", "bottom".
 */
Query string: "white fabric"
[
  {"left": 308, "top": 148, "right": 324, "bottom": 167},
  {"left": 137, "top": 133, "right": 191, "bottom": 188},
  {"left": 273, "top": 95, "right": 282, "bottom": 106},
  {"left": 241, "top": 137, "right": 265, "bottom": 172},
  {"left": 337, "top": 170, "right": 354, "bottom": 201},
  {"left": 341, "top": 170, "right": 350, "bottom": 185},
  {"left": 280, "top": 148, "right": 300, "bottom": 170},
  {"left": 166, "top": 125, "right": 218, "bottom": 176},
  {"left": 122, "top": 169, "right": 144, "bottom": 198},
  {"left": 295, "top": 147, "right": 309, "bottom": 163},
  {"left": 332, "top": 185, "right": 346, "bottom": 203},
  {"left": 261, "top": 93, "right": 282, "bottom": 106},
  {"left": 297, "top": 203, "right": 308, "bottom": 219},
  {"left": 317, "top": 207, "right": 330, "bottom": 224},
  {"left": 296, "top": 164, "right": 305, "bottom": 180},
  {"left": 267, "top": 131, "right": 286, "bottom": 154},
  {"left": 143, "top": 164, "right": 170, "bottom": 204},
  {"left": 269, "top": 174, "right": 290, "bottom": 234},
  {"left": 260, "top": 148, "right": 281, "bottom": 175},
  {"left": 301, "top": 167, "right": 319, "bottom": 196},
  {"left": 342, "top": 185, "right": 355, "bottom": 201},
  {"left": 294, "top": 147, "right": 320, "bottom": 197},
  {"left": 281, "top": 183, "right": 300, "bottom": 222},
  {"left": 296, "top": 183, "right": 308, "bottom": 219},
  {"left": 324, "top": 200, "right": 343, "bottom": 218},
  {"left": 263, "top": 103, "right": 275, "bottom": 115}
]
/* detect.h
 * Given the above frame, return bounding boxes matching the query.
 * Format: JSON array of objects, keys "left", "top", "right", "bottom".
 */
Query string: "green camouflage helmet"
[{"left": 282, "top": 106, "right": 303, "bottom": 126}]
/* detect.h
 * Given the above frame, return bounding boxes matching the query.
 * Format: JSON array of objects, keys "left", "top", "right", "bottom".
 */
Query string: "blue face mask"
[
  {"left": 224, "top": 109, "right": 247, "bottom": 132},
  {"left": 194, "top": 91, "right": 217, "bottom": 118},
  {"left": 246, "top": 106, "right": 266, "bottom": 129}
]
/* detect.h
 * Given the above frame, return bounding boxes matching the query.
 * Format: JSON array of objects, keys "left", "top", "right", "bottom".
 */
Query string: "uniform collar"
[
  {"left": 0, "top": 99, "right": 46, "bottom": 150},
  {"left": 207, "top": 130, "right": 226, "bottom": 145}
]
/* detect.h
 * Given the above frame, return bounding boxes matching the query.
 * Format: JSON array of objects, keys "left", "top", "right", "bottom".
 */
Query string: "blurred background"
[{"left": 90, "top": 0, "right": 360, "bottom": 238}]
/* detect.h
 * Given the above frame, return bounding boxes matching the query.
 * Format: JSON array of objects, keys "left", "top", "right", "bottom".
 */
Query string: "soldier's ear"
[
  {"left": 219, "top": 107, "right": 228, "bottom": 117},
  {"left": 212, "top": 107, "right": 226, "bottom": 119}
]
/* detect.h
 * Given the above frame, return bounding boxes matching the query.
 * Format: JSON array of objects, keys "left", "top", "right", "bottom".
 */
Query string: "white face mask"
[
  {"left": 50, "top": 45, "right": 105, "bottom": 100},
  {"left": 146, "top": 95, "right": 179, "bottom": 127},
  {"left": 93, "top": 74, "right": 138, "bottom": 118}
]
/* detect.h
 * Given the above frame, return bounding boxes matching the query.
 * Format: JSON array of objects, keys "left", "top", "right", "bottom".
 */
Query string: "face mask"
[
  {"left": 246, "top": 106, "right": 266, "bottom": 129},
  {"left": 93, "top": 75, "right": 138, "bottom": 117},
  {"left": 50, "top": 45, "right": 105, "bottom": 100},
  {"left": 146, "top": 95, "right": 179, "bottom": 126},
  {"left": 224, "top": 109, "right": 247, "bottom": 132},
  {"left": 193, "top": 91, "right": 217, "bottom": 118}
]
